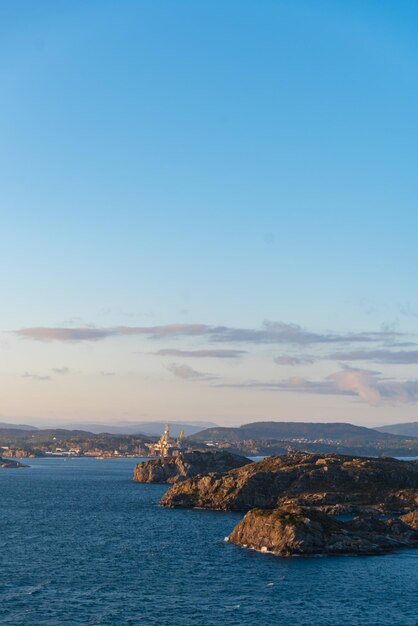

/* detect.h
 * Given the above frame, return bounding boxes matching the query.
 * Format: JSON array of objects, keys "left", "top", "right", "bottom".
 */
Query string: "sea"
[{"left": 1, "top": 457, "right": 417, "bottom": 626}]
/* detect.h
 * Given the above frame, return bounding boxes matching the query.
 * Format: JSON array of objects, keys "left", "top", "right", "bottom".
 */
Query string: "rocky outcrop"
[
  {"left": 401, "top": 509, "right": 418, "bottom": 530},
  {"left": 0, "top": 457, "right": 28, "bottom": 468},
  {"left": 160, "top": 452, "right": 418, "bottom": 512},
  {"left": 133, "top": 450, "right": 251, "bottom": 484},
  {"left": 157, "top": 451, "right": 418, "bottom": 557},
  {"left": 226, "top": 506, "right": 418, "bottom": 556}
]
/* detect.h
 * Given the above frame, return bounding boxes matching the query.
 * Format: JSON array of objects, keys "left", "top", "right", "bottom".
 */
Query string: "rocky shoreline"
[{"left": 158, "top": 452, "right": 418, "bottom": 557}]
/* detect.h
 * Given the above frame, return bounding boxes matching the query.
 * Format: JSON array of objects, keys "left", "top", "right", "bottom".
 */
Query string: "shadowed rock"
[{"left": 133, "top": 450, "right": 251, "bottom": 484}]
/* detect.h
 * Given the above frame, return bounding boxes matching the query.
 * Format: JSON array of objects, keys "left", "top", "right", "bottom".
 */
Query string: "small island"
[
  {"left": 226, "top": 506, "right": 418, "bottom": 556},
  {"left": 0, "top": 456, "right": 28, "bottom": 469},
  {"left": 160, "top": 452, "right": 418, "bottom": 557},
  {"left": 133, "top": 450, "right": 251, "bottom": 483}
]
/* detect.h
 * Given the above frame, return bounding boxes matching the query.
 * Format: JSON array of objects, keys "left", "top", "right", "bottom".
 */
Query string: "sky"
[{"left": 1, "top": 0, "right": 418, "bottom": 427}]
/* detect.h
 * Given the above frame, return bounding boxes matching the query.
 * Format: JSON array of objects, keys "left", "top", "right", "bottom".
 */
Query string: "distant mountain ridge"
[
  {"left": 188, "top": 421, "right": 413, "bottom": 444},
  {"left": 0, "top": 420, "right": 217, "bottom": 437},
  {"left": 0, "top": 422, "right": 38, "bottom": 431},
  {"left": 375, "top": 422, "right": 418, "bottom": 437},
  {"left": 62, "top": 421, "right": 218, "bottom": 437}
]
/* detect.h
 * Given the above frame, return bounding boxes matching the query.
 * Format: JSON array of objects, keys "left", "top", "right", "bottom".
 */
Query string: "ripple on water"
[{"left": 1, "top": 458, "right": 417, "bottom": 626}]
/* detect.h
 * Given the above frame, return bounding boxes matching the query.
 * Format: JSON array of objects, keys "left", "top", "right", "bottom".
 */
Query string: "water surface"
[{"left": 1, "top": 458, "right": 417, "bottom": 625}]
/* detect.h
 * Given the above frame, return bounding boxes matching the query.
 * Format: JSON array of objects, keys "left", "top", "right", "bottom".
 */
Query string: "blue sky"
[{"left": 1, "top": 1, "right": 418, "bottom": 426}]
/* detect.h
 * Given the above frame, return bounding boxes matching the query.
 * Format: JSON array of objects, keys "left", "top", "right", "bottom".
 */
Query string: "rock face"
[
  {"left": 401, "top": 509, "right": 418, "bottom": 530},
  {"left": 0, "top": 457, "right": 28, "bottom": 468},
  {"left": 133, "top": 450, "right": 251, "bottom": 484},
  {"left": 160, "top": 452, "right": 418, "bottom": 512},
  {"left": 227, "top": 506, "right": 418, "bottom": 556}
]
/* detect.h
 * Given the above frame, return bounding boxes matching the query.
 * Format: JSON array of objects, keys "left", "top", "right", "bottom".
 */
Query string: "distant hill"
[
  {"left": 0, "top": 427, "right": 153, "bottom": 450},
  {"left": 0, "top": 428, "right": 97, "bottom": 442},
  {"left": 0, "top": 427, "right": 156, "bottom": 458},
  {"left": 187, "top": 421, "right": 418, "bottom": 457},
  {"left": 62, "top": 421, "right": 218, "bottom": 437},
  {"left": 188, "top": 421, "right": 410, "bottom": 444},
  {"left": 375, "top": 422, "right": 418, "bottom": 437},
  {"left": 0, "top": 422, "right": 38, "bottom": 431}
]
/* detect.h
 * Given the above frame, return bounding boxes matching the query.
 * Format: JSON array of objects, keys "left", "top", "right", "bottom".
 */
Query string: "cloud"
[
  {"left": 328, "top": 349, "right": 418, "bottom": 365},
  {"left": 220, "top": 376, "right": 347, "bottom": 396},
  {"left": 22, "top": 372, "right": 51, "bottom": 381},
  {"left": 327, "top": 367, "right": 418, "bottom": 405},
  {"left": 209, "top": 320, "right": 403, "bottom": 345},
  {"left": 166, "top": 363, "right": 217, "bottom": 381},
  {"left": 211, "top": 321, "right": 327, "bottom": 344},
  {"left": 399, "top": 304, "right": 418, "bottom": 319},
  {"left": 219, "top": 366, "right": 418, "bottom": 406},
  {"left": 52, "top": 366, "right": 71, "bottom": 375},
  {"left": 100, "top": 371, "right": 115, "bottom": 376},
  {"left": 16, "top": 327, "right": 116, "bottom": 342},
  {"left": 274, "top": 355, "right": 315, "bottom": 366},
  {"left": 327, "top": 367, "right": 383, "bottom": 404},
  {"left": 153, "top": 348, "right": 247, "bottom": 358},
  {"left": 14, "top": 324, "right": 214, "bottom": 342},
  {"left": 114, "top": 324, "right": 214, "bottom": 338},
  {"left": 14, "top": 320, "right": 410, "bottom": 348}
]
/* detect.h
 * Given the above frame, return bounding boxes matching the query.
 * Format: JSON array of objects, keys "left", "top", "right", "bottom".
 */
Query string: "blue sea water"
[{"left": 1, "top": 458, "right": 417, "bottom": 626}]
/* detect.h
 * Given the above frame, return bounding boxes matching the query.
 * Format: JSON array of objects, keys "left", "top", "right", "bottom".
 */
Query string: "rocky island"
[
  {"left": 0, "top": 456, "right": 28, "bottom": 468},
  {"left": 227, "top": 506, "right": 418, "bottom": 556},
  {"left": 160, "top": 452, "right": 418, "bottom": 557},
  {"left": 133, "top": 450, "right": 251, "bottom": 483}
]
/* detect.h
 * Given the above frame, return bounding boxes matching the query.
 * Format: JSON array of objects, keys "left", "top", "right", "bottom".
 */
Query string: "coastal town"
[
  {"left": 2, "top": 420, "right": 418, "bottom": 461},
  {"left": 0, "top": 423, "right": 187, "bottom": 459}
]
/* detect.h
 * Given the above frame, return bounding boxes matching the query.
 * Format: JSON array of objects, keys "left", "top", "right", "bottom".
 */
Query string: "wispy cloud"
[
  {"left": 219, "top": 376, "right": 348, "bottom": 396},
  {"left": 327, "top": 367, "right": 383, "bottom": 404},
  {"left": 399, "top": 303, "right": 418, "bottom": 319},
  {"left": 16, "top": 327, "right": 116, "bottom": 342},
  {"left": 328, "top": 367, "right": 418, "bottom": 405},
  {"left": 210, "top": 321, "right": 403, "bottom": 345},
  {"left": 154, "top": 348, "right": 247, "bottom": 358},
  {"left": 219, "top": 366, "right": 418, "bottom": 405},
  {"left": 115, "top": 324, "right": 214, "bottom": 338},
  {"left": 100, "top": 371, "right": 116, "bottom": 376},
  {"left": 328, "top": 349, "right": 418, "bottom": 364},
  {"left": 14, "top": 324, "right": 215, "bottom": 342},
  {"left": 52, "top": 366, "right": 71, "bottom": 374},
  {"left": 166, "top": 363, "right": 217, "bottom": 381},
  {"left": 22, "top": 372, "right": 51, "bottom": 381},
  {"left": 14, "top": 320, "right": 406, "bottom": 345},
  {"left": 274, "top": 355, "right": 315, "bottom": 366}
]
